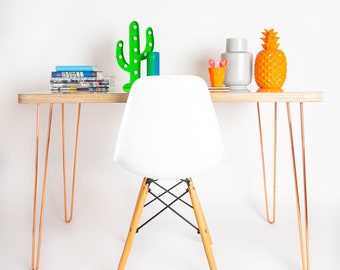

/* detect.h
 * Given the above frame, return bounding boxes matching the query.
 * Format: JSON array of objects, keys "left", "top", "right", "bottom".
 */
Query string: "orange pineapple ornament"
[{"left": 255, "top": 29, "right": 287, "bottom": 91}]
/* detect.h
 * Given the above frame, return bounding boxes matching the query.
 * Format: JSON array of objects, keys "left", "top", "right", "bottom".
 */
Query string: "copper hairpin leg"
[
  {"left": 62, "top": 103, "right": 81, "bottom": 223},
  {"left": 258, "top": 102, "right": 310, "bottom": 269},
  {"left": 286, "top": 102, "right": 310, "bottom": 270},
  {"left": 31, "top": 103, "right": 81, "bottom": 270},
  {"left": 257, "top": 102, "right": 277, "bottom": 224},
  {"left": 32, "top": 104, "right": 53, "bottom": 270}
]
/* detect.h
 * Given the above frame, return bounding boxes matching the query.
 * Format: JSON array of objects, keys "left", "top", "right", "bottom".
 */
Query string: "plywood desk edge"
[
  {"left": 210, "top": 91, "right": 324, "bottom": 102},
  {"left": 18, "top": 91, "right": 324, "bottom": 104},
  {"left": 18, "top": 92, "right": 129, "bottom": 104}
]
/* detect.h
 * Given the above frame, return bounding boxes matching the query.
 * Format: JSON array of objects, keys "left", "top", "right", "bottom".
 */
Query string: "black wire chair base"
[{"left": 136, "top": 178, "right": 199, "bottom": 233}]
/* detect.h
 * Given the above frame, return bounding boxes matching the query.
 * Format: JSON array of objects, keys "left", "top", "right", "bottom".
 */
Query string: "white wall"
[{"left": 0, "top": 0, "right": 339, "bottom": 269}]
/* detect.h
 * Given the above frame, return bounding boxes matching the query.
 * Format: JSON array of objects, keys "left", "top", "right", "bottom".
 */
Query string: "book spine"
[
  {"left": 55, "top": 65, "right": 98, "bottom": 71},
  {"left": 50, "top": 77, "right": 109, "bottom": 84},
  {"left": 51, "top": 87, "right": 109, "bottom": 93},
  {"left": 50, "top": 82, "right": 109, "bottom": 88},
  {"left": 51, "top": 71, "right": 102, "bottom": 78}
]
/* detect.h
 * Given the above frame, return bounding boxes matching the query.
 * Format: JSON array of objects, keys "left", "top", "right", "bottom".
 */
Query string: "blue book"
[
  {"left": 55, "top": 65, "right": 98, "bottom": 72},
  {"left": 51, "top": 71, "right": 103, "bottom": 78}
]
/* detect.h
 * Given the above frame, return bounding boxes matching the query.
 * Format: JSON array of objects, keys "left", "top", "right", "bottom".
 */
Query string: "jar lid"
[{"left": 226, "top": 38, "right": 248, "bottom": 52}]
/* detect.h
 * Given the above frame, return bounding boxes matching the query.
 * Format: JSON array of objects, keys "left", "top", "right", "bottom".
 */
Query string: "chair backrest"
[{"left": 114, "top": 75, "right": 225, "bottom": 179}]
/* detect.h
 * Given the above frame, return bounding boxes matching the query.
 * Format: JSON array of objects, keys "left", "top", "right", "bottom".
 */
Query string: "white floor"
[{"left": 1, "top": 162, "right": 339, "bottom": 270}]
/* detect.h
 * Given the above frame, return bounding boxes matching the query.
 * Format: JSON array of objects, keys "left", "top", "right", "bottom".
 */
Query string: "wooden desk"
[
  {"left": 18, "top": 91, "right": 323, "bottom": 104},
  {"left": 18, "top": 91, "right": 323, "bottom": 270}
]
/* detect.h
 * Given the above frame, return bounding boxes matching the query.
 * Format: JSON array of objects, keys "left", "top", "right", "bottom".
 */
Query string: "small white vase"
[{"left": 221, "top": 38, "right": 253, "bottom": 90}]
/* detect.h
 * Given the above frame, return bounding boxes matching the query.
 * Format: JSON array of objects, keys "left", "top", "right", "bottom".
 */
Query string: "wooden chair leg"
[
  {"left": 118, "top": 177, "right": 149, "bottom": 270},
  {"left": 188, "top": 178, "right": 216, "bottom": 270}
]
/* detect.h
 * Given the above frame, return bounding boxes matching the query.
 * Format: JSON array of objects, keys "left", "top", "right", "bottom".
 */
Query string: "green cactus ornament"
[{"left": 116, "top": 21, "right": 155, "bottom": 92}]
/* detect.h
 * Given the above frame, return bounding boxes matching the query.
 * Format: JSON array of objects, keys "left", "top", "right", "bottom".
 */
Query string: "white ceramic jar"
[{"left": 221, "top": 38, "right": 253, "bottom": 90}]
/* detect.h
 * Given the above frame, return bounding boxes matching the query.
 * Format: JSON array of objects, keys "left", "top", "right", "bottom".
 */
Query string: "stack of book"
[{"left": 50, "top": 65, "right": 110, "bottom": 93}]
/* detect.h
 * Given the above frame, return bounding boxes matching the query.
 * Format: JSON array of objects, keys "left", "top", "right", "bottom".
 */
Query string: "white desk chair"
[{"left": 114, "top": 75, "right": 225, "bottom": 269}]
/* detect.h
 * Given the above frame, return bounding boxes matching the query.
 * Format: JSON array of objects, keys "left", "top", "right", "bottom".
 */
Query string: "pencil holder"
[{"left": 208, "top": 67, "right": 226, "bottom": 87}]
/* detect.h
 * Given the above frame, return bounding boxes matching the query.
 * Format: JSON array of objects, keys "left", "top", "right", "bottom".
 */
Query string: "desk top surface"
[{"left": 18, "top": 91, "right": 324, "bottom": 104}]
